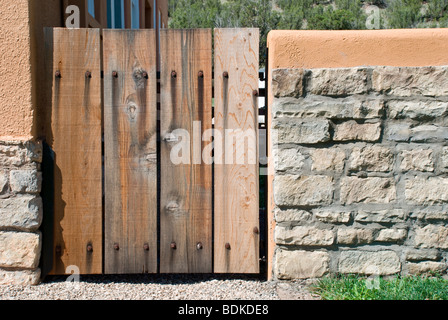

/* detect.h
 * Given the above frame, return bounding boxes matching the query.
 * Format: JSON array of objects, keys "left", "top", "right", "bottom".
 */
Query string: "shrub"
[
  {"left": 426, "top": 0, "right": 448, "bottom": 20},
  {"left": 307, "top": 5, "right": 366, "bottom": 29},
  {"left": 383, "top": 0, "right": 423, "bottom": 28}
]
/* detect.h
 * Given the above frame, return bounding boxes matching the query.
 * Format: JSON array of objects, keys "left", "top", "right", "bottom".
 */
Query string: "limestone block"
[
  {"left": 311, "top": 148, "right": 345, "bottom": 172},
  {"left": 0, "top": 195, "right": 43, "bottom": 231},
  {"left": 387, "top": 100, "right": 448, "bottom": 120},
  {"left": 339, "top": 250, "right": 401, "bottom": 275},
  {"left": 337, "top": 228, "right": 374, "bottom": 245},
  {"left": 274, "top": 208, "right": 312, "bottom": 223},
  {"left": 0, "top": 142, "right": 42, "bottom": 168},
  {"left": 275, "top": 249, "right": 330, "bottom": 279},
  {"left": 385, "top": 123, "right": 411, "bottom": 142},
  {"left": 407, "top": 262, "right": 447, "bottom": 275},
  {"left": 0, "top": 232, "right": 41, "bottom": 269},
  {"left": 340, "top": 177, "right": 396, "bottom": 204},
  {"left": 273, "top": 119, "right": 330, "bottom": 144},
  {"left": 272, "top": 96, "right": 383, "bottom": 120},
  {"left": 375, "top": 229, "right": 407, "bottom": 242},
  {"left": 355, "top": 209, "right": 407, "bottom": 223},
  {"left": 410, "top": 125, "right": 448, "bottom": 143},
  {"left": 405, "top": 249, "right": 440, "bottom": 262},
  {"left": 373, "top": 66, "right": 448, "bottom": 97},
  {"left": 272, "top": 69, "right": 305, "bottom": 98},
  {"left": 334, "top": 121, "right": 381, "bottom": 142},
  {"left": 410, "top": 211, "right": 448, "bottom": 221},
  {"left": 10, "top": 170, "right": 42, "bottom": 193},
  {"left": 274, "top": 147, "right": 306, "bottom": 172},
  {"left": 415, "top": 225, "right": 448, "bottom": 249},
  {"left": 309, "top": 68, "right": 369, "bottom": 96},
  {"left": 0, "top": 268, "right": 41, "bottom": 286},
  {"left": 275, "top": 226, "right": 334, "bottom": 246},
  {"left": 400, "top": 149, "right": 434, "bottom": 172},
  {"left": 348, "top": 145, "right": 394, "bottom": 172},
  {"left": 274, "top": 175, "right": 334, "bottom": 206},
  {"left": 314, "top": 210, "right": 351, "bottom": 223},
  {"left": 405, "top": 177, "right": 448, "bottom": 205}
]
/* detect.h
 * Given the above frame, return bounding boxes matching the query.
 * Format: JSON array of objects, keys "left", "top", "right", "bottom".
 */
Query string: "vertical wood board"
[
  {"left": 48, "top": 28, "right": 102, "bottom": 275},
  {"left": 159, "top": 29, "right": 213, "bottom": 273},
  {"left": 214, "top": 28, "right": 260, "bottom": 274},
  {"left": 103, "top": 30, "right": 158, "bottom": 274}
]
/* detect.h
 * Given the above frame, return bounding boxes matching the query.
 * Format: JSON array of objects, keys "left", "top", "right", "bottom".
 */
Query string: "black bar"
[{"left": 39, "top": 141, "right": 55, "bottom": 280}]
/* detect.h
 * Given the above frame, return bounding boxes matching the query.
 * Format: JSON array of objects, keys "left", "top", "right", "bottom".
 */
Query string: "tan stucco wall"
[
  {"left": 0, "top": 0, "right": 35, "bottom": 141},
  {"left": 0, "top": 0, "right": 62, "bottom": 141},
  {"left": 266, "top": 28, "right": 448, "bottom": 280},
  {"left": 29, "top": 0, "right": 63, "bottom": 140},
  {"left": 267, "top": 29, "right": 448, "bottom": 70}
]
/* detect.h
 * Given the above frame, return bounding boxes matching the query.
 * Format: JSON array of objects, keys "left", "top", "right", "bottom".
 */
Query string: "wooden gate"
[{"left": 45, "top": 27, "right": 260, "bottom": 275}]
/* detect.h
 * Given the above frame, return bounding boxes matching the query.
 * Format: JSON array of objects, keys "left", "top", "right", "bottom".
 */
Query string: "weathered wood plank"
[
  {"left": 48, "top": 28, "right": 102, "bottom": 275},
  {"left": 159, "top": 29, "right": 213, "bottom": 273},
  {"left": 214, "top": 28, "right": 260, "bottom": 274},
  {"left": 103, "top": 30, "right": 158, "bottom": 274}
]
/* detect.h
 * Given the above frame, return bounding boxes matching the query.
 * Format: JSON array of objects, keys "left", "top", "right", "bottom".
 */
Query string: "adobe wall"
[
  {"left": 0, "top": 0, "right": 61, "bottom": 285},
  {"left": 267, "top": 29, "right": 448, "bottom": 280}
]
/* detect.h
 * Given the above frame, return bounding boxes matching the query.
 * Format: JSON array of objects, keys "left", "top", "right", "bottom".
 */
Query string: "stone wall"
[
  {"left": 0, "top": 141, "right": 43, "bottom": 285},
  {"left": 271, "top": 66, "right": 448, "bottom": 279}
]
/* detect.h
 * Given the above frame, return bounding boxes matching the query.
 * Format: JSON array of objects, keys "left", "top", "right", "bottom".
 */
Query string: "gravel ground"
[{"left": 0, "top": 274, "right": 321, "bottom": 300}]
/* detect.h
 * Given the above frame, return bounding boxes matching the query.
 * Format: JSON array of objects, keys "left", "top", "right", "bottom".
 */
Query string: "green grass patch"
[{"left": 311, "top": 274, "right": 448, "bottom": 300}]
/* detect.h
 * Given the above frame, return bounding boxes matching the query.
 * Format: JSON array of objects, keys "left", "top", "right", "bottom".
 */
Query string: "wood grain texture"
[
  {"left": 103, "top": 30, "right": 158, "bottom": 274},
  {"left": 160, "top": 29, "right": 213, "bottom": 273},
  {"left": 214, "top": 28, "right": 260, "bottom": 274},
  {"left": 48, "top": 28, "right": 102, "bottom": 275}
]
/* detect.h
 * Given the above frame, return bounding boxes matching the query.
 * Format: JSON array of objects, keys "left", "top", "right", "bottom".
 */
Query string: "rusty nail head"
[
  {"left": 87, "top": 244, "right": 93, "bottom": 252},
  {"left": 223, "top": 71, "right": 229, "bottom": 79},
  {"left": 253, "top": 227, "right": 259, "bottom": 234},
  {"left": 253, "top": 90, "right": 259, "bottom": 97},
  {"left": 143, "top": 243, "right": 150, "bottom": 251},
  {"left": 196, "top": 242, "right": 203, "bottom": 250},
  {"left": 225, "top": 243, "right": 231, "bottom": 250},
  {"left": 171, "top": 71, "right": 177, "bottom": 78},
  {"left": 198, "top": 71, "right": 204, "bottom": 78},
  {"left": 171, "top": 242, "right": 177, "bottom": 250},
  {"left": 142, "top": 71, "right": 148, "bottom": 79},
  {"left": 112, "top": 71, "right": 118, "bottom": 78},
  {"left": 85, "top": 71, "right": 92, "bottom": 78},
  {"left": 55, "top": 71, "right": 61, "bottom": 78},
  {"left": 114, "top": 243, "right": 119, "bottom": 251}
]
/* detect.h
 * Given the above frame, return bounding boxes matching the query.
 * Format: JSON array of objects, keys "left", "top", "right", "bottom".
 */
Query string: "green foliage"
[
  {"left": 423, "top": 0, "right": 448, "bottom": 26},
  {"left": 169, "top": 0, "right": 222, "bottom": 29},
  {"left": 307, "top": 1, "right": 366, "bottom": 30},
  {"left": 312, "top": 274, "right": 448, "bottom": 300},
  {"left": 169, "top": 0, "right": 280, "bottom": 66},
  {"left": 440, "top": 15, "right": 448, "bottom": 27},
  {"left": 220, "top": 0, "right": 281, "bottom": 64},
  {"left": 167, "top": 0, "right": 448, "bottom": 64},
  {"left": 364, "top": 0, "right": 387, "bottom": 6},
  {"left": 308, "top": 7, "right": 355, "bottom": 29},
  {"left": 276, "top": 0, "right": 315, "bottom": 30},
  {"left": 383, "top": 0, "right": 423, "bottom": 28},
  {"left": 426, "top": 0, "right": 448, "bottom": 19}
]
